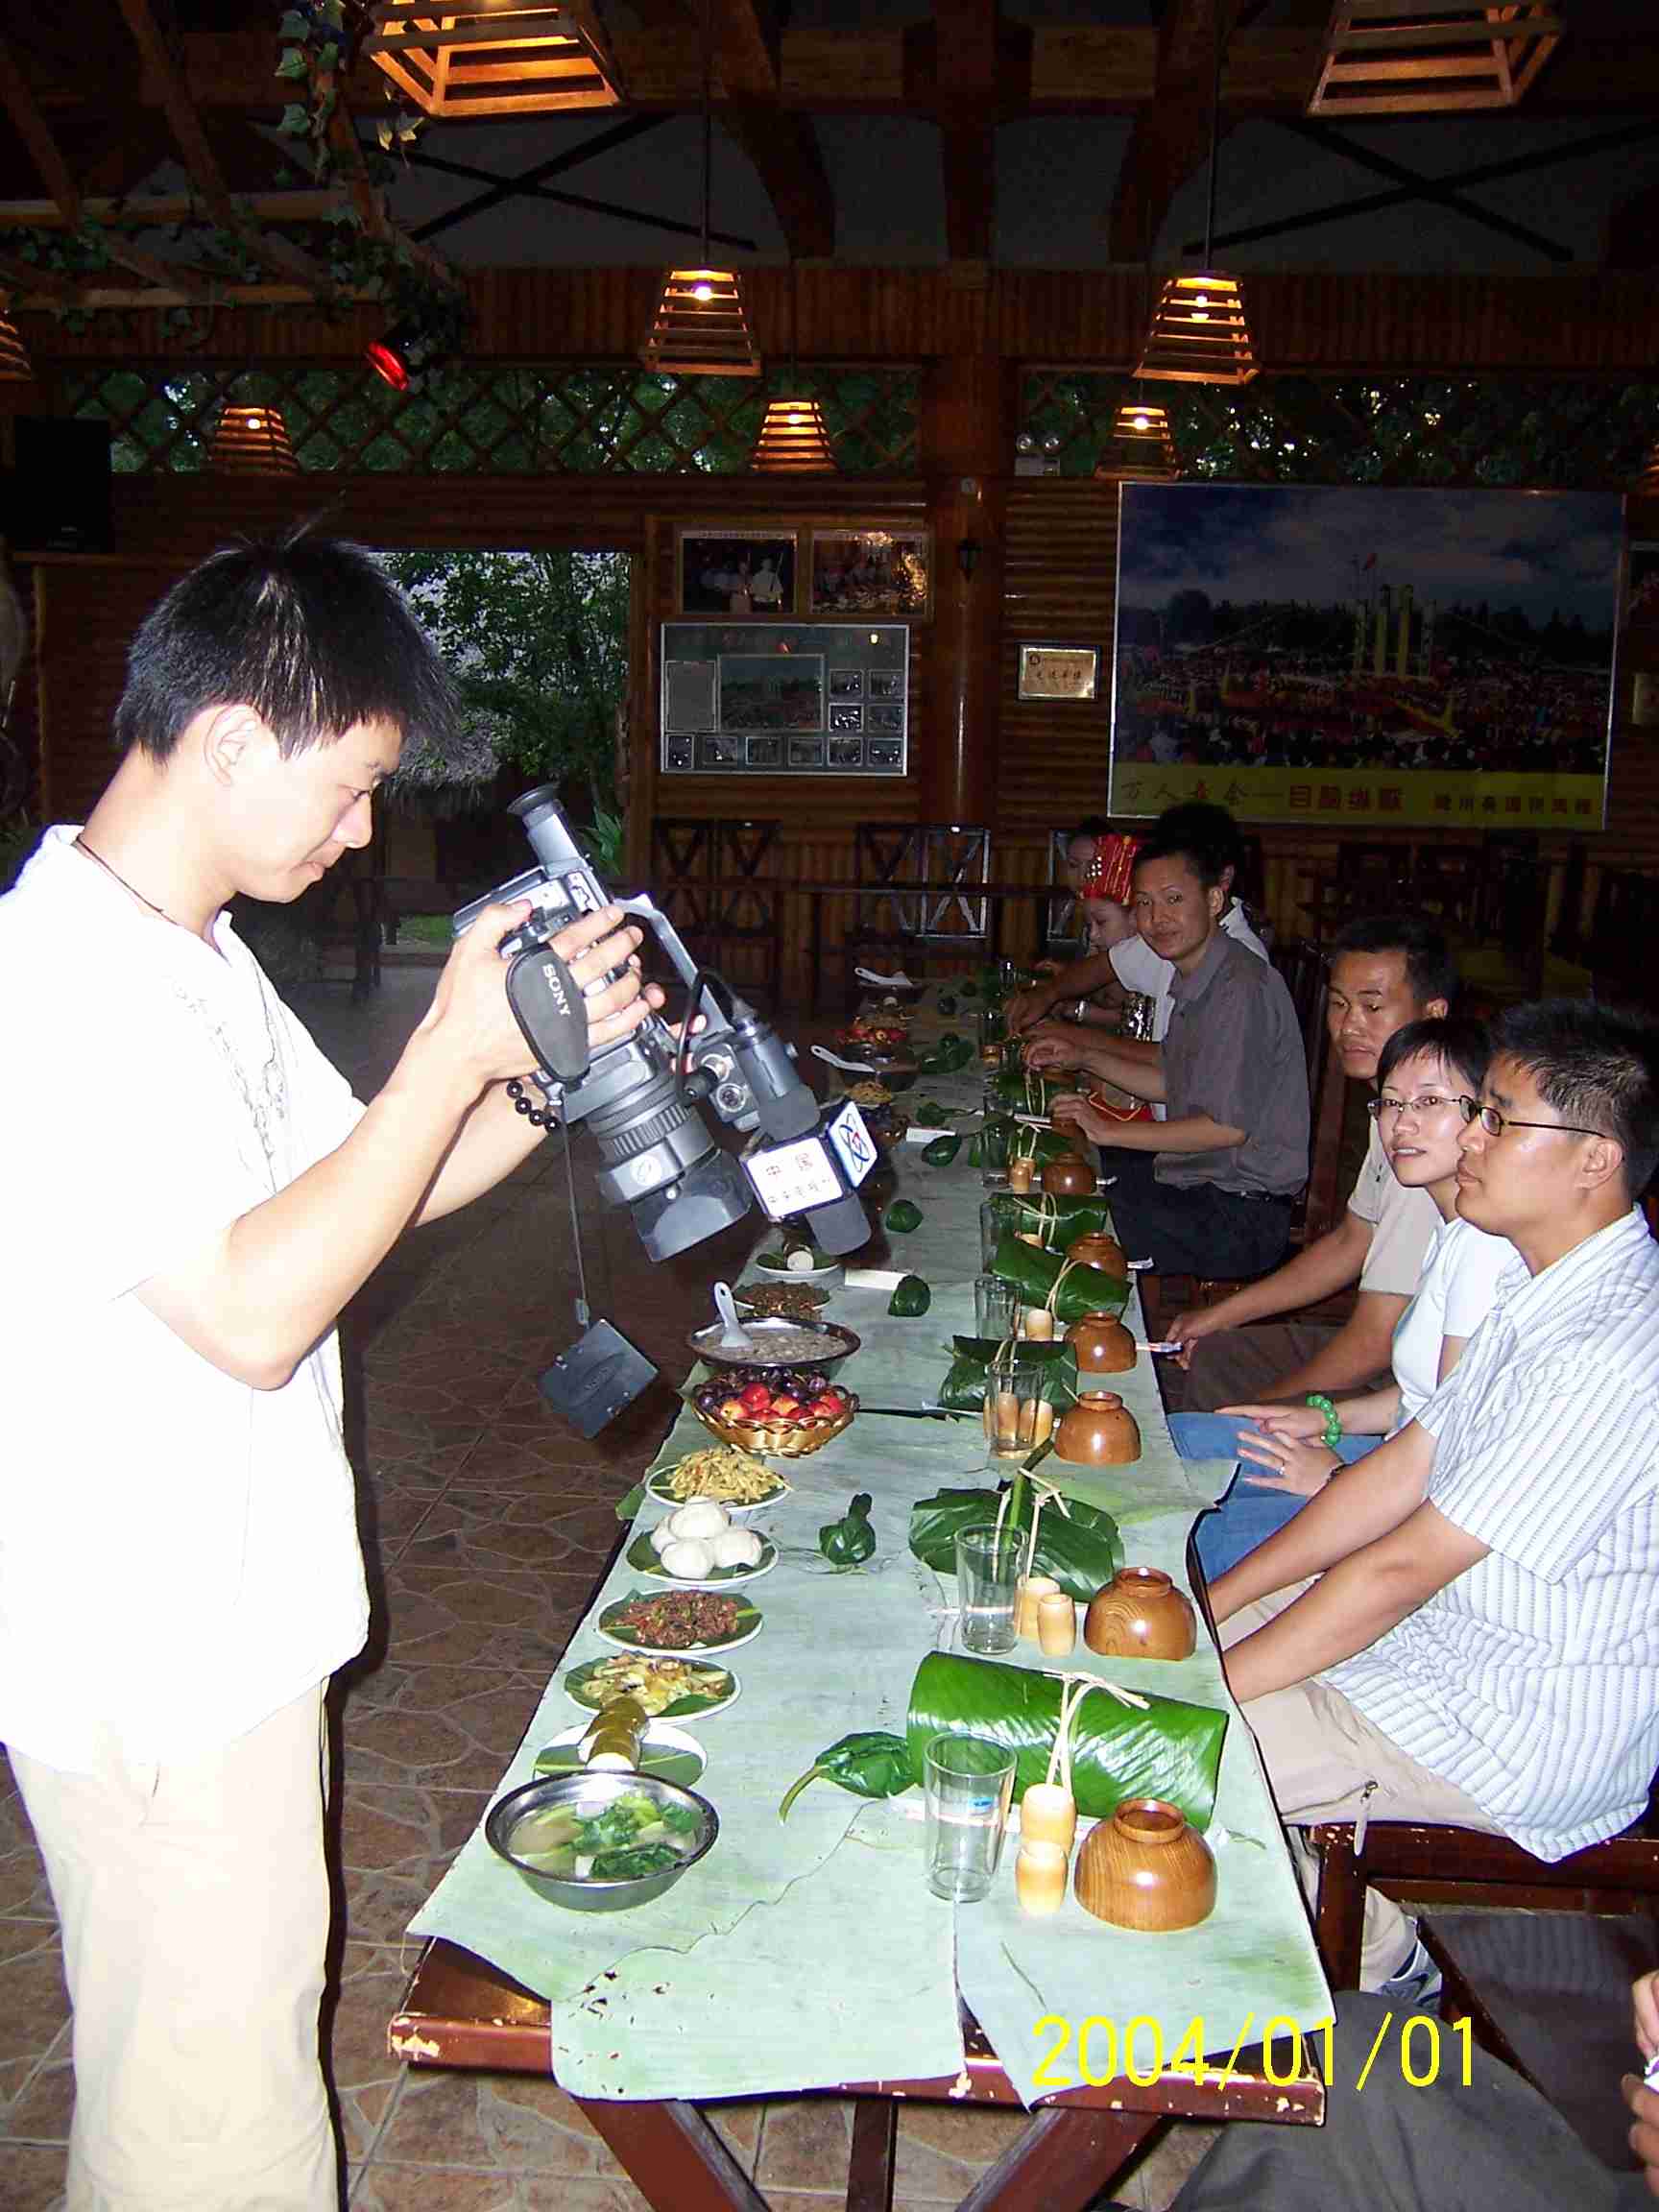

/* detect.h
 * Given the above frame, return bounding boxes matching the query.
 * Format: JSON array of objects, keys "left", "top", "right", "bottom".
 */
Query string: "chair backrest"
[
  {"left": 1046, "top": 827, "right": 1083, "bottom": 950},
  {"left": 854, "top": 822, "right": 991, "bottom": 941}
]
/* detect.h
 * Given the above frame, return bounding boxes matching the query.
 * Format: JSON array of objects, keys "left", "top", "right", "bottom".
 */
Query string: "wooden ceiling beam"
[
  {"left": 111, "top": 0, "right": 333, "bottom": 290},
  {"left": 0, "top": 33, "right": 83, "bottom": 224},
  {"left": 1109, "top": 0, "right": 1250, "bottom": 264},
  {"left": 0, "top": 192, "right": 343, "bottom": 229},
  {"left": 709, "top": 0, "right": 835, "bottom": 262}
]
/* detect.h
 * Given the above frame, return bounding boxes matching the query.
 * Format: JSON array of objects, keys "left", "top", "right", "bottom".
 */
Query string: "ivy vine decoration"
[{"left": 276, "top": 1, "right": 425, "bottom": 187}]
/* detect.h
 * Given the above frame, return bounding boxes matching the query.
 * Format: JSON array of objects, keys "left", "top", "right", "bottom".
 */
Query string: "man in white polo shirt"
[
  {"left": 0, "top": 536, "right": 657, "bottom": 2209},
  {"left": 1210, "top": 999, "right": 1659, "bottom": 1998}
]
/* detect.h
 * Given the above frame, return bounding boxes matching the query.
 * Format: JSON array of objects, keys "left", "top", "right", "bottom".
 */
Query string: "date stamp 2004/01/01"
[{"left": 1031, "top": 2010, "right": 1476, "bottom": 2096}]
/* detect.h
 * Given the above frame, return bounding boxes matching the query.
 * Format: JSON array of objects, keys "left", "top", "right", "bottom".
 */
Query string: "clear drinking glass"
[
  {"left": 974, "top": 1273, "right": 1018, "bottom": 1338},
  {"left": 924, "top": 1732, "right": 1018, "bottom": 1901},
  {"left": 979, "top": 1380, "right": 1056, "bottom": 1463},
  {"left": 954, "top": 1525, "right": 1022, "bottom": 1654},
  {"left": 978, "top": 1116, "right": 1012, "bottom": 1187},
  {"left": 979, "top": 1200, "right": 1006, "bottom": 1271},
  {"left": 976, "top": 1007, "right": 1007, "bottom": 1067}
]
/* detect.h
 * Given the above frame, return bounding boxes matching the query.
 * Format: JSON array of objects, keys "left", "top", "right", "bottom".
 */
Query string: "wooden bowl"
[
  {"left": 1054, "top": 1390, "right": 1141, "bottom": 1467},
  {"left": 1066, "top": 1311, "right": 1136, "bottom": 1376},
  {"left": 1065, "top": 1233, "right": 1127, "bottom": 1278},
  {"left": 692, "top": 1394, "right": 857, "bottom": 1458},
  {"left": 1074, "top": 1799, "right": 1216, "bottom": 1931},
  {"left": 1042, "top": 1157, "right": 1097, "bottom": 1197},
  {"left": 1084, "top": 1567, "right": 1197, "bottom": 1661}
]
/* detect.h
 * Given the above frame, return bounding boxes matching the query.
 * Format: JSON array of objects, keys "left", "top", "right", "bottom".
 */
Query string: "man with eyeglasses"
[{"left": 1205, "top": 999, "right": 1659, "bottom": 2001}]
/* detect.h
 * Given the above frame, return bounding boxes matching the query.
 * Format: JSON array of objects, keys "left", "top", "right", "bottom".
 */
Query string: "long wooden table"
[
  {"left": 386, "top": 985, "right": 1326, "bottom": 2210},
  {"left": 390, "top": 1942, "right": 1320, "bottom": 2212}
]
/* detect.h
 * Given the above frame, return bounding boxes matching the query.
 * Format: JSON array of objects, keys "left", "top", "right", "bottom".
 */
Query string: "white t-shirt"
[
  {"left": 1388, "top": 1213, "right": 1515, "bottom": 1429},
  {"left": 0, "top": 828, "right": 371, "bottom": 1769}
]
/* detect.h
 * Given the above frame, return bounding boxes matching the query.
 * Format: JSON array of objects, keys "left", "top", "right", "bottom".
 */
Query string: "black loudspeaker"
[{"left": 3, "top": 418, "right": 112, "bottom": 553}]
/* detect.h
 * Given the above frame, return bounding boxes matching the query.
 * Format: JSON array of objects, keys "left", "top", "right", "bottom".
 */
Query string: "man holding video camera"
[{"left": 0, "top": 534, "right": 659, "bottom": 2210}]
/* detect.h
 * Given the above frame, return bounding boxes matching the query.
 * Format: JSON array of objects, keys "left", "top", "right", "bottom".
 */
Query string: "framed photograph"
[
  {"left": 809, "top": 528, "right": 931, "bottom": 618},
  {"left": 678, "top": 528, "right": 798, "bottom": 617},
  {"left": 1110, "top": 484, "right": 1623, "bottom": 829},
  {"left": 1627, "top": 543, "right": 1659, "bottom": 634},
  {"left": 1019, "top": 644, "right": 1099, "bottom": 701}
]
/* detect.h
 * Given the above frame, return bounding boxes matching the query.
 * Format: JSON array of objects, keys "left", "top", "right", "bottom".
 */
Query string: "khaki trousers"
[
  {"left": 12, "top": 1683, "right": 340, "bottom": 2212},
  {"left": 1223, "top": 1594, "right": 1496, "bottom": 1989}
]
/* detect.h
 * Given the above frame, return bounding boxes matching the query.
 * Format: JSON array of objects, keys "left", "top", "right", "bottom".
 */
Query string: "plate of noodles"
[{"left": 645, "top": 1445, "right": 791, "bottom": 1513}]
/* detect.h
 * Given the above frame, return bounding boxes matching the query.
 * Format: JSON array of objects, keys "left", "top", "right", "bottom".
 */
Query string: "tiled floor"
[{"left": 0, "top": 965, "right": 1217, "bottom": 2211}]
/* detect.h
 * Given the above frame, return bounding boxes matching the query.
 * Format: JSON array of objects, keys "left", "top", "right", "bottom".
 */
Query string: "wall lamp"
[{"left": 956, "top": 536, "right": 982, "bottom": 583}]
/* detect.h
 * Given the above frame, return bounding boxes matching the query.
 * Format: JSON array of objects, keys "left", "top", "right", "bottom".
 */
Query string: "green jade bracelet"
[{"left": 1305, "top": 1393, "right": 1342, "bottom": 1451}]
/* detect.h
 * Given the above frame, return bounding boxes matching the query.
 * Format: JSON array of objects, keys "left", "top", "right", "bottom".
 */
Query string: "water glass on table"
[
  {"left": 924, "top": 1732, "right": 1018, "bottom": 1902},
  {"left": 976, "top": 1007, "right": 1007, "bottom": 1067},
  {"left": 954, "top": 1525, "right": 1022, "bottom": 1654},
  {"left": 974, "top": 1273, "right": 1018, "bottom": 1337}
]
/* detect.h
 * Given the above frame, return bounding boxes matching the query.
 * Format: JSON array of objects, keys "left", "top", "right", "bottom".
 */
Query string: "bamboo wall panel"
[
  {"left": 998, "top": 477, "right": 1118, "bottom": 836},
  {"left": 33, "top": 558, "right": 187, "bottom": 823},
  {"left": 27, "top": 269, "right": 1659, "bottom": 375}
]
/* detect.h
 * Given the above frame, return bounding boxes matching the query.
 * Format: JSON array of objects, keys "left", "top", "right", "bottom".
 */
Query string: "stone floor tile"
[
  {"left": 373, "top": 2066, "right": 639, "bottom": 2174},
  {"left": 1115, "top": 2117, "right": 1220, "bottom": 2211},
  {"left": 0, "top": 1795, "right": 55, "bottom": 1922},
  {"left": 337, "top": 1785, "right": 490, "bottom": 1946},
  {"left": 754, "top": 2095, "right": 854, "bottom": 2190},
  {"left": 0, "top": 1924, "right": 68, "bottom": 2128},
  {"left": 0, "top": 2141, "right": 68, "bottom": 2207},
  {"left": 5, "top": 2026, "right": 72, "bottom": 2147},
  {"left": 375, "top": 1566, "right": 598, "bottom": 1674},
  {"left": 397, "top": 1492, "right": 630, "bottom": 1577},
  {"left": 351, "top": 2169, "right": 648, "bottom": 2210},
  {"left": 892, "top": 2100, "right": 1035, "bottom": 2200},
  {"left": 327, "top": 1944, "right": 424, "bottom": 2167},
  {"left": 337, "top": 1667, "right": 545, "bottom": 1793}
]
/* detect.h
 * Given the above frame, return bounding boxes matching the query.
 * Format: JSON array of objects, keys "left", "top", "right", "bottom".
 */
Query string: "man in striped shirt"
[{"left": 1208, "top": 1000, "right": 1659, "bottom": 1994}]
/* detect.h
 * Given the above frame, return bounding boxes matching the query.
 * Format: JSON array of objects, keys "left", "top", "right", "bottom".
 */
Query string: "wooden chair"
[
  {"left": 839, "top": 822, "right": 991, "bottom": 1012},
  {"left": 649, "top": 815, "right": 783, "bottom": 1012},
  {"left": 1044, "top": 827, "right": 1085, "bottom": 959},
  {"left": 1295, "top": 842, "right": 1415, "bottom": 946},
  {"left": 1421, "top": 1909, "right": 1655, "bottom": 2172},
  {"left": 1306, "top": 1791, "right": 1659, "bottom": 1991}
]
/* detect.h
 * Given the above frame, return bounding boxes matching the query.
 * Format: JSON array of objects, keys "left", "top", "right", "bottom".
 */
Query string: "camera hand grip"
[{"left": 505, "top": 946, "right": 591, "bottom": 1084}]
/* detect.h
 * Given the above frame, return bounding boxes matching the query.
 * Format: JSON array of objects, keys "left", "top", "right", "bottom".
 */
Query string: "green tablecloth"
[{"left": 407, "top": 984, "right": 1331, "bottom": 2106}]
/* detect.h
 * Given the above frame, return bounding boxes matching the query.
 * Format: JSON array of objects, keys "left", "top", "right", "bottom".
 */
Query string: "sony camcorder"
[{"left": 454, "top": 786, "right": 875, "bottom": 1263}]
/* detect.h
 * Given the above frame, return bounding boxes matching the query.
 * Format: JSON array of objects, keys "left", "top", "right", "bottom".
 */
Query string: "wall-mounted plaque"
[
  {"left": 1018, "top": 644, "right": 1099, "bottom": 701},
  {"left": 660, "top": 620, "right": 908, "bottom": 776}
]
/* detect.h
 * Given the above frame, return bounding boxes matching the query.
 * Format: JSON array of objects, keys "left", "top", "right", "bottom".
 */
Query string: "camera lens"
[{"left": 577, "top": 1053, "right": 752, "bottom": 1257}]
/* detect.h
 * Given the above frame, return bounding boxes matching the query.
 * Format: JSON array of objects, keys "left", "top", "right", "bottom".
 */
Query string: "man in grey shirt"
[{"left": 1051, "top": 828, "right": 1308, "bottom": 1276}]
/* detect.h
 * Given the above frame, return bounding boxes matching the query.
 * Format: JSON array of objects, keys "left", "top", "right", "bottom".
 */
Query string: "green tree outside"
[{"left": 381, "top": 547, "right": 631, "bottom": 870}]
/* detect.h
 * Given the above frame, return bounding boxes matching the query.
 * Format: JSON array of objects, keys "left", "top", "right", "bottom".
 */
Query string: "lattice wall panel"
[
  {"left": 1021, "top": 372, "right": 1659, "bottom": 489},
  {"left": 56, "top": 365, "right": 918, "bottom": 477}
]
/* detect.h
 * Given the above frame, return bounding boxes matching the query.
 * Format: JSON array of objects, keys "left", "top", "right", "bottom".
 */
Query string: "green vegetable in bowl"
[
  {"left": 819, "top": 1491, "right": 877, "bottom": 1571},
  {"left": 778, "top": 1730, "right": 913, "bottom": 1819},
  {"left": 884, "top": 1199, "right": 923, "bottom": 1233},
  {"left": 913, "top": 1101, "right": 960, "bottom": 1126},
  {"left": 508, "top": 1789, "right": 703, "bottom": 1881},
  {"left": 921, "top": 1134, "right": 961, "bottom": 1166},
  {"left": 888, "top": 1273, "right": 931, "bottom": 1317}
]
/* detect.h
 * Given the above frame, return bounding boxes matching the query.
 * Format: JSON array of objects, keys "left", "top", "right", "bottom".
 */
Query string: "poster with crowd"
[{"left": 1109, "top": 484, "right": 1623, "bottom": 830}]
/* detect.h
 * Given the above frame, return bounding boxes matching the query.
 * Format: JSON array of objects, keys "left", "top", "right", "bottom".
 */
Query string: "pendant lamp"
[
  {"left": 1099, "top": 397, "right": 1178, "bottom": 478},
  {"left": 640, "top": 0, "right": 759, "bottom": 377},
  {"left": 363, "top": 1, "right": 620, "bottom": 118},
  {"left": 1310, "top": 4, "right": 1562, "bottom": 118},
  {"left": 209, "top": 401, "right": 299, "bottom": 474},
  {"left": 1138, "top": 3, "right": 1257, "bottom": 387},
  {"left": 752, "top": 264, "right": 834, "bottom": 470}
]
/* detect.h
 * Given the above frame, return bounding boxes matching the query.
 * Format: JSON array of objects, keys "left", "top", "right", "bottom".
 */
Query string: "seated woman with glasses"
[{"left": 1193, "top": 1016, "right": 1513, "bottom": 1581}]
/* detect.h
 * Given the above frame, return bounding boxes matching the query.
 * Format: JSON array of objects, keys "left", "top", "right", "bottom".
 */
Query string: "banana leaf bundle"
[
  {"left": 991, "top": 1228, "right": 1130, "bottom": 1321},
  {"left": 937, "top": 1338, "right": 1080, "bottom": 1415},
  {"left": 989, "top": 1069, "right": 1067, "bottom": 1116},
  {"left": 908, "top": 1478, "right": 1121, "bottom": 1600},
  {"left": 905, "top": 1653, "right": 1228, "bottom": 1830},
  {"left": 985, "top": 1190, "right": 1117, "bottom": 1251},
  {"left": 970, "top": 1117, "right": 1078, "bottom": 1171}
]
